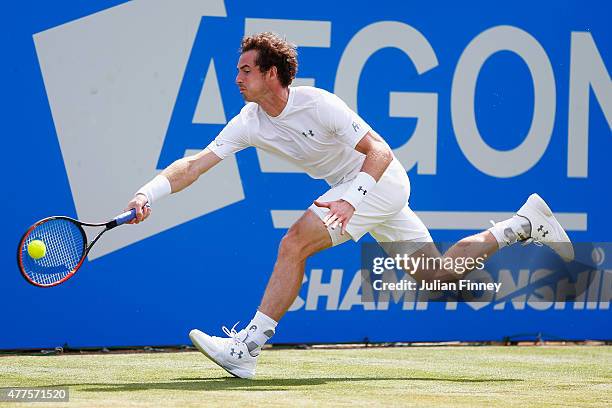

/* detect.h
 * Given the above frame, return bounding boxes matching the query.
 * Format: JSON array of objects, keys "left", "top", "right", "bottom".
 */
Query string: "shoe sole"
[{"left": 189, "top": 330, "right": 254, "bottom": 379}]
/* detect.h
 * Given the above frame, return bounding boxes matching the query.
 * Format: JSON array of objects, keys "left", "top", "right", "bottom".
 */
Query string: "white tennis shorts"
[{"left": 309, "top": 159, "right": 432, "bottom": 246}]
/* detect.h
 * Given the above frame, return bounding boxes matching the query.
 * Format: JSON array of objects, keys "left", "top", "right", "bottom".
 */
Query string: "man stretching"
[{"left": 125, "top": 32, "right": 573, "bottom": 379}]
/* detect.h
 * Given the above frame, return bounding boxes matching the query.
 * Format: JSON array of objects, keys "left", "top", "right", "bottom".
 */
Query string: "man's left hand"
[{"left": 313, "top": 199, "right": 355, "bottom": 235}]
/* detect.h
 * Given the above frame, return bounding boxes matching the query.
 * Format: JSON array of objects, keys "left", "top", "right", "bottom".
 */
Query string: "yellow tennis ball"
[{"left": 27, "top": 240, "right": 46, "bottom": 260}]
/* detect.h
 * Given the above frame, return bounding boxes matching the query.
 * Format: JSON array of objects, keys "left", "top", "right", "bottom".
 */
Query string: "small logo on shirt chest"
[{"left": 301, "top": 130, "right": 314, "bottom": 137}]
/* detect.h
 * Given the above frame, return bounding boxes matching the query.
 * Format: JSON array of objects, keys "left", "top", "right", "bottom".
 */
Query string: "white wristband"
[
  {"left": 340, "top": 172, "right": 376, "bottom": 209},
  {"left": 135, "top": 174, "right": 171, "bottom": 204}
]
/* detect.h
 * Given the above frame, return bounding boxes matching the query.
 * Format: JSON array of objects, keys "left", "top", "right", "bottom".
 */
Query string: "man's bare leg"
[
  {"left": 188, "top": 210, "right": 334, "bottom": 376},
  {"left": 390, "top": 231, "right": 500, "bottom": 284},
  {"left": 259, "top": 209, "right": 333, "bottom": 321},
  {"left": 403, "top": 194, "right": 576, "bottom": 284}
]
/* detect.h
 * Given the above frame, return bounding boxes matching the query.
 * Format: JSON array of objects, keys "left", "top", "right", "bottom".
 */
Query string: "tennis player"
[{"left": 125, "top": 32, "right": 573, "bottom": 379}]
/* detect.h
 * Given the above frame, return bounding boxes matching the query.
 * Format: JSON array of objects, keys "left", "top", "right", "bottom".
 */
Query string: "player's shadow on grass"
[{"left": 59, "top": 377, "right": 522, "bottom": 393}]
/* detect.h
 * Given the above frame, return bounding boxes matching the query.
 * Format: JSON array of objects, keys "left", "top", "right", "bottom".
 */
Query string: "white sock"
[
  {"left": 244, "top": 310, "right": 277, "bottom": 357},
  {"left": 488, "top": 215, "right": 532, "bottom": 248}
]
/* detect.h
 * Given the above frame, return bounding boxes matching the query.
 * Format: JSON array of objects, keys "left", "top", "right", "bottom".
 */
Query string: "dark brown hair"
[{"left": 241, "top": 32, "right": 298, "bottom": 87}]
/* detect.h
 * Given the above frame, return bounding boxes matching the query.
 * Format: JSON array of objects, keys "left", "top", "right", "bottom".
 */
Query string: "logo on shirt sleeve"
[{"left": 352, "top": 121, "right": 361, "bottom": 132}]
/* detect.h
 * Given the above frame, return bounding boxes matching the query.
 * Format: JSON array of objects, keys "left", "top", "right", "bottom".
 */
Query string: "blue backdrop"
[{"left": 2, "top": 0, "right": 610, "bottom": 349}]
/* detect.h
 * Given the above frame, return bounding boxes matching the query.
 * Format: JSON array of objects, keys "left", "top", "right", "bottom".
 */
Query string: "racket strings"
[{"left": 21, "top": 219, "right": 86, "bottom": 285}]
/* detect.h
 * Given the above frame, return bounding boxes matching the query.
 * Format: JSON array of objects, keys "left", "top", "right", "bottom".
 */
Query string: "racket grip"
[
  {"left": 113, "top": 209, "right": 137, "bottom": 227},
  {"left": 106, "top": 204, "right": 150, "bottom": 229},
  {"left": 115, "top": 208, "right": 136, "bottom": 225}
]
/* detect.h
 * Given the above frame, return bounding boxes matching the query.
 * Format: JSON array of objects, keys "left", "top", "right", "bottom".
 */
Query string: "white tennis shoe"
[
  {"left": 189, "top": 324, "right": 257, "bottom": 379},
  {"left": 516, "top": 193, "right": 575, "bottom": 262}
]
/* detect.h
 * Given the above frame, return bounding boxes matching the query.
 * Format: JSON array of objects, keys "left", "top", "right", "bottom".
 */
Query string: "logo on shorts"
[{"left": 302, "top": 130, "right": 314, "bottom": 137}]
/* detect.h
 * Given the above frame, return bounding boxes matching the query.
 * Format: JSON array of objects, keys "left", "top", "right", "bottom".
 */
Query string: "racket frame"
[{"left": 17, "top": 211, "right": 135, "bottom": 288}]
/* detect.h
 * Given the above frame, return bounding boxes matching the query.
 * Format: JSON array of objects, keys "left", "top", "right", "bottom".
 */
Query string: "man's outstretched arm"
[{"left": 125, "top": 149, "right": 222, "bottom": 223}]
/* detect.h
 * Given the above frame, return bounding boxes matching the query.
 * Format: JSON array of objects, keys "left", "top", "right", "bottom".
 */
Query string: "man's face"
[{"left": 235, "top": 50, "right": 267, "bottom": 102}]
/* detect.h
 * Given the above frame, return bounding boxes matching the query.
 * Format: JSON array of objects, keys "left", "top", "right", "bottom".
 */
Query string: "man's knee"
[
  {"left": 278, "top": 225, "right": 310, "bottom": 261},
  {"left": 278, "top": 211, "right": 332, "bottom": 261}
]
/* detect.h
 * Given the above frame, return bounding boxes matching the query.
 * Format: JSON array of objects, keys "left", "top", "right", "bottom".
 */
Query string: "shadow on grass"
[{"left": 47, "top": 376, "right": 522, "bottom": 392}]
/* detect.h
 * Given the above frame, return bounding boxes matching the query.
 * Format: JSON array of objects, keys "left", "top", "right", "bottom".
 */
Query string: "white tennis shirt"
[{"left": 206, "top": 86, "right": 371, "bottom": 186}]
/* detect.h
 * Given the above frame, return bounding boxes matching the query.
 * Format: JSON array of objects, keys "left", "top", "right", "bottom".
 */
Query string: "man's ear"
[{"left": 268, "top": 65, "right": 278, "bottom": 80}]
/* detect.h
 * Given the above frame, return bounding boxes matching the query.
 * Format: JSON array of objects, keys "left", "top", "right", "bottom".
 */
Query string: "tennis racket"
[{"left": 17, "top": 205, "right": 149, "bottom": 288}]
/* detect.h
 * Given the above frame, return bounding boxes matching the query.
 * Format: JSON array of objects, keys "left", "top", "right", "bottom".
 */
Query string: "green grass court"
[{"left": 1, "top": 346, "right": 610, "bottom": 407}]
